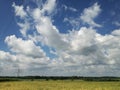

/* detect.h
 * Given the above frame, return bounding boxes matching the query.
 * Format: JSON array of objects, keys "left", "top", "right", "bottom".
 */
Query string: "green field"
[{"left": 0, "top": 80, "right": 120, "bottom": 90}]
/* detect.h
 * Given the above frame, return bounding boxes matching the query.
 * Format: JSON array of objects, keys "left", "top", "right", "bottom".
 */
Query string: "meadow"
[{"left": 0, "top": 80, "right": 120, "bottom": 90}]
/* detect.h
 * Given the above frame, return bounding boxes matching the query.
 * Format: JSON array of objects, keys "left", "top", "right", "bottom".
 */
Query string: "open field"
[{"left": 0, "top": 80, "right": 120, "bottom": 90}]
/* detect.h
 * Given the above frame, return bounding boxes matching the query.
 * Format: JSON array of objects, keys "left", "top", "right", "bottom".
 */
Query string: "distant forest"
[{"left": 0, "top": 76, "right": 120, "bottom": 82}]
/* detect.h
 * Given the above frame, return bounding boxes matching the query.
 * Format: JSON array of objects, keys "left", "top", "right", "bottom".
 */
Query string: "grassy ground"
[{"left": 0, "top": 80, "right": 120, "bottom": 90}]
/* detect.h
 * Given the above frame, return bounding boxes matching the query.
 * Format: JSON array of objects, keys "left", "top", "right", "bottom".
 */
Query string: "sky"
[{"left": 0, "top": 0, "right": 120, "bottom": 76}]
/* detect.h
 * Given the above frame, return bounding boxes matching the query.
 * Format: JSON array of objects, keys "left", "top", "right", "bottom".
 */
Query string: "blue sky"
[{"left": 0, "top": 0, "right": 120, "bottom": 76}]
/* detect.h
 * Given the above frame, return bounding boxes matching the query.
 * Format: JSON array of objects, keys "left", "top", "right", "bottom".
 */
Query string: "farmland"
[{"left": 0, "top": 80, "right": 120, "bottom": 90}]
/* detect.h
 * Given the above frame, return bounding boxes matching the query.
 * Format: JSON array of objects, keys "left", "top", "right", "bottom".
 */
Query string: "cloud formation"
[
  {"left": 12, "top": 3, "right": 27, "bottom": 18},
  {"left": 0, "top": 0, "right": 120, "bottom": 76},
  {"left": 80, "top": 3, "right": 101, "bottom": 27},
  {"left": 63, "top": 5, "right": 77, "bottom": 12},
  {"left": 5, "top": 35, "right": 46, "bottom": 58}
]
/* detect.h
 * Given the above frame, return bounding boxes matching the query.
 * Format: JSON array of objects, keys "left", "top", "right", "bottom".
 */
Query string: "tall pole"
[{"left": 17, "top": 68, "right": 20, "bottom": 77}]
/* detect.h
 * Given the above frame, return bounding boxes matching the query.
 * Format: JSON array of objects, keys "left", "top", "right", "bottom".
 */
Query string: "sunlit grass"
[{"left": 0, "top": 80, "right": 120, "bottom": 90}]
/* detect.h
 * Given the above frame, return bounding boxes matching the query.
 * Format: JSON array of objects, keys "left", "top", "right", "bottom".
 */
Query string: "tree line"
[{"left": 0, "top": 76, "right": 120, "bottom": 82}]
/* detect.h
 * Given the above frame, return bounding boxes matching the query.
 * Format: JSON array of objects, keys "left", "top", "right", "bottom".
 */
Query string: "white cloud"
[
  {"left": 112, "top": 29, "right": 120, "bottom": 36},
  {"left": 0, "top": 50, "right": 51, "bottom": 76},
  {"left": 12, "top": 3, "right": 31, "bottom": 37},
  {"left": 12, "top": 3, "right": 27, "bottom": 18},
  {"left": 64, "top": 3, "right": 101, "bottom": 29},
  {"left": 32, "top": 8, "right": 42, "bottom": 20},
  {"left": 80, "top": 3, "right": 101, "bottom": 27},
  {"left": 0, "top": 51, "right": 16, "bottom": 62},
  {"left": 69, "top": 7, "right": 77, "bottom": 12},
  {"left": 5, "top": 35, "right": 46, "bottom": 58},
  {"left": 63, "top": 5, "right": 77, "bottom": 12},
  {"left": 17, "top": 22, "right": 30, "bottom": 37},
  {"left": 0, "top": 51, "right": 18, "bottom": 75},
  {"left": 35, "top": 16, "right": 69, "bottom": 50},
  {"left": 42, "top": 0, "right": 56, "bottom": 14}
]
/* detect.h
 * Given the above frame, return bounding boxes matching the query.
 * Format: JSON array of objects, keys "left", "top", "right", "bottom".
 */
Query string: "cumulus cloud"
[
  {"left": 35, "top": 17, "right": 69, "bottom": 50},
  {"left": 0, "top": 1, "right": 120, "bottom": 76},
  {"left": 0, "top": 51, "right": 16, "bottom": 62},
  {"left": 0, "top": 50, "right": 51, "bottom": 76},
  {"left": 5, "top": 35, "right": 46, "bottom": 58},
  {"left": 80, "top": 3, "right": 101, "bottom": 27},
  {"left": 112, "top": 29, "right": 120, "bottom": 36}
]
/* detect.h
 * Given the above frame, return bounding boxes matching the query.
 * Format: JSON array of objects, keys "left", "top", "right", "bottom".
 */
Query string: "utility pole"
[{"left": 17, "top": 68, "right": 21, "bottom": 77}]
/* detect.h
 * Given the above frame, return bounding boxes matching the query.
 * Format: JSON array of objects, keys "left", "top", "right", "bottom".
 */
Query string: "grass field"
[{"left": 0, "top": 80, "right": 120, "bottom": 90}]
